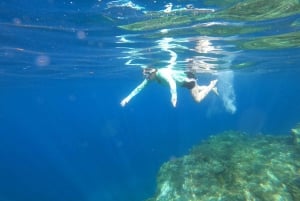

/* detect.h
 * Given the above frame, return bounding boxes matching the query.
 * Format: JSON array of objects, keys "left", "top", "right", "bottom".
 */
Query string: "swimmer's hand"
[
  {"left": 171, "top": 95, "right": 177, "bottom": 107},
  {"left": 120, "top": 98, "right": 129, "bottom": 107}
]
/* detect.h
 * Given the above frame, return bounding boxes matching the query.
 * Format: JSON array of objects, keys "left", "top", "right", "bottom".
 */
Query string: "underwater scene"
[{"left": 1, "top": 0, "right": 300, "bottom": 201}]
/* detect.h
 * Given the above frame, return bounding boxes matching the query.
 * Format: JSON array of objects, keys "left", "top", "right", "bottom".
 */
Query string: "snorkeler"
[{"left": 120, "top": 67, "right": 218, "bottom": 107}]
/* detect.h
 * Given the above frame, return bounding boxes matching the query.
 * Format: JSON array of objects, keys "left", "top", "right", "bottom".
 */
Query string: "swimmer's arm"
[
  {"left": 165, "top": 76, "right": 177, "bottom": 107},
  {"left": 120, "top": 79, "right": 148, "bottom": 107}
]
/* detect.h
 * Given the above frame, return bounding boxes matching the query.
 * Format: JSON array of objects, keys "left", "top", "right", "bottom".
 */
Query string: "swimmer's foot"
[
  {"left": 191, "top": 79, "right": 218, "bottom": 103},
  {"left": 210, "top": 79, "right": 218, "bottom": 96},
  {"left": 210, "top": 79, "right": 218, "bottom": 87}
]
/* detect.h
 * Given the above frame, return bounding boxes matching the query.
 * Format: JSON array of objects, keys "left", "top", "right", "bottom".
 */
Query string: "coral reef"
[{"left": 146, "top": 131, "right": 300, "bottom": 201}]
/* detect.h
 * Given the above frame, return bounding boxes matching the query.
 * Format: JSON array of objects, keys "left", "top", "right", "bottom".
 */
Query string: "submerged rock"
[{"left": 146, "top": 131, "right": 300, "bottom": 201}]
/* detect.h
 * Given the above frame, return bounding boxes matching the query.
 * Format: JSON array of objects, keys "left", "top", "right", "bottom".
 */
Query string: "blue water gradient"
[{"left": 0, "top": 0, "right": 300, "bottom": 201}]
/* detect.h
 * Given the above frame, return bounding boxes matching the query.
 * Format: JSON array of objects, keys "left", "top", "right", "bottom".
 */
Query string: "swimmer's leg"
[{"left": 190, "top": 79, "right": 218, "bottom": 103}]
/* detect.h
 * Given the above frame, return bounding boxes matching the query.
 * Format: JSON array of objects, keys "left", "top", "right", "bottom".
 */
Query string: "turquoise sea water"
[{"left": 0, "top": 0, "right": 300, "bottom": 201}]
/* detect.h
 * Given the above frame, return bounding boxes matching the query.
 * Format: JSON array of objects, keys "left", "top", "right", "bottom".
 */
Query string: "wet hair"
[{"left": 185, "top": 71, "right": 196, "bottom": 79}]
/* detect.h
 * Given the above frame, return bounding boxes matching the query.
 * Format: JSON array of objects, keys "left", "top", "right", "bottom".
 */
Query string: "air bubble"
[
  {"left": 35, "top": 55, "right": 50, "bottom": 67},
  {"left": 77, "top": 30, "right": 86, "bottom": 39}
]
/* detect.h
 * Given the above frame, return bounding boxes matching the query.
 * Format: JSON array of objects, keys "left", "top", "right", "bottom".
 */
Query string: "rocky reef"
[{"left": 146, "top": 129, "right": 300, "bottom": 201}]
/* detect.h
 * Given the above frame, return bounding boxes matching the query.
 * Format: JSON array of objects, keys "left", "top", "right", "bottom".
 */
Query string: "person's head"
[{"left": 143, "top": 67, "right": 157, "bottom": 80}]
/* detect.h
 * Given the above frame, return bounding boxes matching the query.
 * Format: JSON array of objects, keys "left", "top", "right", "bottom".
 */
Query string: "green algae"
[
  {"left": 191, "top": 24, "right": 264, "bottom": 36},
  {"left": 237, "top": 31, "right": 300, "bottom": 50},
  {"left": 147, "top": 131, "right": 300, "bottom": 201},
  {"left": 292, "top": 18, "right": 300, "bottom": 27},
  {"left": 218, "top": 0, "right": 300, "bottom": 21},
  {"left": 119, "top": 0, "right": 300, "bottom": 32},
  {"left": 204, "top": 0, "right": 242, "bottom": 8},
  {"left": 142, "top": 23, "right": 266, "bottom": 39},
  {"left": 119, "top": 10, "right": 213, "bottom": 31}
]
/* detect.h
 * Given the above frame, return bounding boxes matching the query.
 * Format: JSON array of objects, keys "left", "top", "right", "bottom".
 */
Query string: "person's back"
[{"left": 156, "top": 68, "right": 188, "bottom": 85}]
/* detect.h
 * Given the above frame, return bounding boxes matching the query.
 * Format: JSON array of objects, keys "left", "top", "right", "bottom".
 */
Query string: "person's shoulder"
[
  {"left": 157, "top": 67, "right": 172, "bottom": 73},
  {"left": 157, "top": 68, "right": 170, "bottom": 77}
]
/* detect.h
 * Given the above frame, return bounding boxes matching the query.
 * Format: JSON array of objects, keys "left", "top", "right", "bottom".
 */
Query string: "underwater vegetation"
[
  {"left": 236, "top": 31, "right": 300, "bottom": 50},
  {"left": 143, "top": 23, "right": 266, "bottom": 39},
  {"left": 118, "top": 0, "right": 300, "bottom": 50},
  {"left": 217, "top": 0, "right": 300, "bottom": 21},
  {"left": 119, "top": 0, "right": 300, "bottom": 31},
  {"left": 146, "top": 125, "right": 300, "bottom": 201}
]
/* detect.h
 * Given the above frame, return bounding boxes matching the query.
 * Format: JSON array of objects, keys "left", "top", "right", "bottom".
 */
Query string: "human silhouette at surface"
[{"left": 120, "top": 67, "right": 218, "bottom": 107}]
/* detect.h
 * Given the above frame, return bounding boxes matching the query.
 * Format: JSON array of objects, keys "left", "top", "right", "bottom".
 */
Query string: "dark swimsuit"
[{"left": 182, "top": 71, "right": 196, "bottom": 89}]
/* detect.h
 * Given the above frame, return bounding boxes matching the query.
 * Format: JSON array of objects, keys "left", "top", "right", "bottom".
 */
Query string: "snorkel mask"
[{"left": 143, "top": 68, "right": 157, "bottom": 80}]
